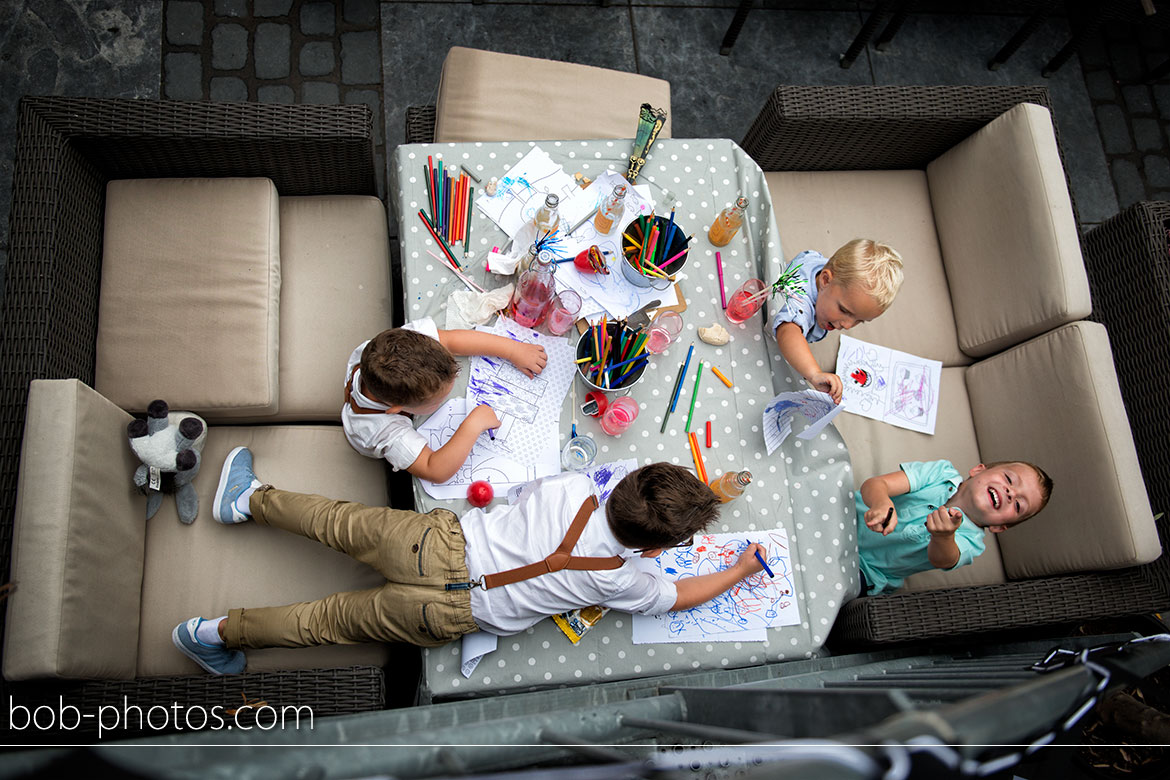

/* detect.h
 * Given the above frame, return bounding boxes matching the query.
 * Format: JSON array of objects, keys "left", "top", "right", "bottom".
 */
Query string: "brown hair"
[
  {"left": 606, "top": 463, "right": 720, "bottom": 549},
  {"left": 985, "top": 460, "right": 1054, "bottom": 522},
  {"left": 360, "top": 328, "right": 459, "bottom": 407}
]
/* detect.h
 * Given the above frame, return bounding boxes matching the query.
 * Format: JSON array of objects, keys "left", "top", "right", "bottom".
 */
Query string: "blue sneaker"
[
  {"left": 172, "top": 618, "right": 245, "bottom": 675},
  {"left": 214, "top": 446, "right": 261, "bottom": 524}
]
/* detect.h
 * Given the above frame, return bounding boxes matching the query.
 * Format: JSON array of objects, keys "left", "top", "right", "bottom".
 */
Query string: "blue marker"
[{"left": 749, "top": 542, "right": 774, "bottom": 578}]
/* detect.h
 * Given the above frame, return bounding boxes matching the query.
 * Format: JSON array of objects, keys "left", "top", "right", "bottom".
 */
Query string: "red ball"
[{"left": 467, "top": 480, "right": 494, "bottom": 508}]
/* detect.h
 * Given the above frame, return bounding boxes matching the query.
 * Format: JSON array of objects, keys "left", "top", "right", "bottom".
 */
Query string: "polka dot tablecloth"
[{"left": 390, "top": 139, "right": 862, "bottom": 699}]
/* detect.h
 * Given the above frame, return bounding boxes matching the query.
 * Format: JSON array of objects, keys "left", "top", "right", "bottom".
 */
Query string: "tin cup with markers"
[{"left": 576, "top": 320, "right": 650, "bottom": 394}]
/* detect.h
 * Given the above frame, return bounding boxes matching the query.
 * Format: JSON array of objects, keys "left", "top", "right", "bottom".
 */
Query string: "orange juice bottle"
[
  {"left": 708, "top": 196, "right": 748, "bottom": 247},
  {"left": 710, "top": 470, "right": 752, "bottom": 503},
  {"left": 594, "top": 184, "right": 627, "bottom": 234}
]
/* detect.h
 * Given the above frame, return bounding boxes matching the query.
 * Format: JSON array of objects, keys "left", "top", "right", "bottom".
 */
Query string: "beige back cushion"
[
  {"left": 3, "top": 380, "right": 145, "bottom": 680},
  {"left": 435, "top": 46, "right": 672, "bottom": 142},
  {"left": 233, "top": 196, "right": 393, "bottom": 422},
  {"left": 967, "top": 322, "right": 1159, "bottom": 578},
  {"left": 765, "top": 170, "right": 969, "bottom": 370},
  {"left": 137, "top": 425, "right": 391, "bottom": 676},
  {"left": 927, "top": 103, "right": 1090, "bottom": 358},
  {"left": 835, "top": 367, "right": 1007, "bottom": 590},
  {"left": 96, "top": 178, "right": 281, "bottom": 419}
]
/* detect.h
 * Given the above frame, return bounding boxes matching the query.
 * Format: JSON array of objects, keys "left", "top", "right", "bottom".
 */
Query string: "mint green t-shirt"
[{"left": 855, "top": 460, "right": 986, "bottom": 595}]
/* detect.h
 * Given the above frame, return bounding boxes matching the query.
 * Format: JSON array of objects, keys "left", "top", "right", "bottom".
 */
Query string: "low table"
[{"left": 390, "top": 138, "right": 861, "bottom": 700}]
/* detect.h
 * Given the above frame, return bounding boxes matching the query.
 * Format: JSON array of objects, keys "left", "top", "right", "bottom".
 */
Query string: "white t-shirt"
[
  {"left": 341, "top": 317, "right": 440, "bottom": 471},
  {"left": 462, "top": 472, "right": 678, "bottom": 636}
]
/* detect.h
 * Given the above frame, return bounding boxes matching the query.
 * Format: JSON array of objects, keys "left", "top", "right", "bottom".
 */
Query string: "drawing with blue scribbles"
[
  {"left": 631, "top": 529, "right": 800, "bottom": 644},
  {"left": 583, "top": 458, "right": 638, "bottom": 503}
]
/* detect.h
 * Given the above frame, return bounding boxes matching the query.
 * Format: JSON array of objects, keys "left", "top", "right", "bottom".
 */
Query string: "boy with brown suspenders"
[{"left": 174, "top": 448, "right": 766, "bottom": 675}]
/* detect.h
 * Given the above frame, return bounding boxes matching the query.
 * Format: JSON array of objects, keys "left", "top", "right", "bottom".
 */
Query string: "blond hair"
[{"left": 825, "top": 239, "right": 904, "bottom": 311}]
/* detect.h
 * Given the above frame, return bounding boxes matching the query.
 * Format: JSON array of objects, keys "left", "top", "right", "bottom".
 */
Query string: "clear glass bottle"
[
  {"left": 533, "top": 193, "right": 562, "bottom": 236},
  {"left": 708, "top": 196, "right": 749, "bottom": 247},
  {"left": 511, "top": 249, "right": 556, "bottom": 328},
  {"left": 709, "top": 470, "right": 752, "bottom": 503},
  {"left": 593, "top": 184, "right": 627, "bottom": 234}
]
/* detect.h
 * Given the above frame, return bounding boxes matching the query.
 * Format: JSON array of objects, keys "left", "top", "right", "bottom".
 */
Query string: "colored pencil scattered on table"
[
  {"left": 661, "top": 344, "right": 694, "bottom": 434},
  {"left": 688, "top": 431, "right": 708, "bottom": 484},
  {"left": 711, "top": 365, "right": 733, "bottom": 388},
  {"left": 706, "top": 420, "right": 712, "bottom": 448},
  {"left": 685, "top": 361, "right": 704, "bottom": 433},
  {"left": 716, "top": 251, "right": 727, "bottom": 309}
]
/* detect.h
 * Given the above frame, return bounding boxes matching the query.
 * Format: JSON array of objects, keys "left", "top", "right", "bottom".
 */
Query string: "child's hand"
[
  {"left": 864, "top": 504, "right": 898, "bottom": 536},
  {"left": 510, "top": 343, "right": 548, "bottom": 378},
  {"left": 926, "top": 507, "right": 964, "bottom": 537},
  {"left": 809, "top": 371, "right": 843, "bottom": 404},
  {"left": 466, "top": 404, "right": 501, "bottom": 433},
  {"left": 736, "top": 543, "right": 767, "bottom": 576}
]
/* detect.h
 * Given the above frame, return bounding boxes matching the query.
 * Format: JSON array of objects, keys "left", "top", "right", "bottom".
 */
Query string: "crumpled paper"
[{"left": 445, "top": 284, "right": 514, "bottom": 330}]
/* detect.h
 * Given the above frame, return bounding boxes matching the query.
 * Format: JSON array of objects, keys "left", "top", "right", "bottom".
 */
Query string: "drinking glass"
[
  {"left": 545, "top": 289, "right": 582, "bottom": 336},
  {"left": 644, "top": 310, "right": 683, "bottom": 354},
  {"left": 725, "top": 279, "right": 766, "bottom": 324}
]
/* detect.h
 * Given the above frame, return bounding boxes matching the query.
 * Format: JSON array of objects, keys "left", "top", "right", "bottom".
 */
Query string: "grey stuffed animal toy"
[{"left": 127, "top": 400, "right": 207, "bottom": 524}]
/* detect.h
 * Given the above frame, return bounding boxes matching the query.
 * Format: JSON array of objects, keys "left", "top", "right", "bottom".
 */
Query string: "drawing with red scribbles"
[{"left": 631, "top": 528, "right": 801, "bottom": 644}]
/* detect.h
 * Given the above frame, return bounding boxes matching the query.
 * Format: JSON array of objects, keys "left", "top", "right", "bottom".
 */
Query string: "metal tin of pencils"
[
  {"left": 576, "top": 320, "right": 650, "bottom": 393},
  {"left": 621, "top": 215, "right": 688, "bottom": 291}
]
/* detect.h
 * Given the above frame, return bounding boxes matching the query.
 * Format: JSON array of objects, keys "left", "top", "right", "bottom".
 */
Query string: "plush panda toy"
[{"left": 127, "top": 400, "right": 207, "bottom": 524}]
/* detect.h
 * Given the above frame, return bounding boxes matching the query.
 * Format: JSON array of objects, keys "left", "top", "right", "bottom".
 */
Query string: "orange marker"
[
  {"left": 711, "top": 366, "right": 733, "bottom": 388},
  {"left": 688, "top": 431, "right": 708, "bottom": 483}
]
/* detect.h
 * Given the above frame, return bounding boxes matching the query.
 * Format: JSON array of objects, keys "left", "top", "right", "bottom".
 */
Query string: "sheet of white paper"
[
  {"left": 583, "top": 458, "right": 639, "bottom": 503},
  {"left": 416, "top": 398, "right": 561, "bottom": 500},
  {"left": 466, "top": 317, "right": 576, "bottom": 466},
  {"left": 475, "top": 147, "right": 578, "bottom": 237},
  {"left": 631, "top": 529, "right": 800, "bottom": 644},
  {"left": 557, "top": 171, "right": 656, "bottom": 257},
  {"left": 762, "top": 390, "right": 841, "bottom": 455},
  {"left": 836, "top": 335, "right": 943, "bottom": 434},
  {"left": 460, "top": 631, "right": 498, "bottom": 678}
]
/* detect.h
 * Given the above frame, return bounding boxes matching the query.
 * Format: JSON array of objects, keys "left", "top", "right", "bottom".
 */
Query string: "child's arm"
[
  {"left": 859, "top": 469, "right": 911, "bottom": 536},
  {"left": 670, "top": 543, "right": 765, "bottom": 611},
  {"left": 775, "top": 323, "right": 843, "bottom": 403},
  {"left": 438, "top": 329, "right": 548, "bottom": 378},
  {"left": 407, "top": 404, "right": 500, "bottom": 483},
  {"left": 925, "top": 507, "right": 964, "bottom": 570}
]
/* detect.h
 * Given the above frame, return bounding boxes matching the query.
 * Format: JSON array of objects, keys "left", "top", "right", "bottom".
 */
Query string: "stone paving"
[{"left": 160, "top": 0, "right": 387, "bottom": 197}]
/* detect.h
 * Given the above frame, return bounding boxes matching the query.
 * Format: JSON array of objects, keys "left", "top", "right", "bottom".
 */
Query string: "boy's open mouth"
[{"left": 988, "top": 486, "right": 1001, "bottom": 509}]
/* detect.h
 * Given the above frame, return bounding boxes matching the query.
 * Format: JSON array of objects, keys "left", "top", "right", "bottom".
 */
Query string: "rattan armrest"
[{"left": 406, "top": 105, "right": 437, "bottom": 145}]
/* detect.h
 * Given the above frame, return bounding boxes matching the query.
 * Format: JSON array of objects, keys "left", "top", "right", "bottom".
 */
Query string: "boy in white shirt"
[
  {"left": 174, "top": 454, "right": 766, "bottom": 674},
  {"left": 342, "top": 318, "right": 547, "bottom": 484}
]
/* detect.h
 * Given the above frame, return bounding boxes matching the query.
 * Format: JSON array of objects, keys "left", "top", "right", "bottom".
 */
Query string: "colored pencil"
[
  {"left": 425, "top": 249, "right": 484, "bottom": 293},
  {"left": 685, "top": 361, "right": 704, "bottom": 433},
  {"left": 418, "top": 209, "right": 461, "bottom": 269},
  {"left": 464, "top": 185, "right": 474, "bottom": 257},
  {"left": 716, "top": 251, "right": 727, "bottom": 309},
  {"left": 706, "top": 420, "right": 712, "bottom": 448},
  {"left": 688, "top": 431, "right": 708, "bottom": 484},
  {"left": 671, "top": 345, "right": 695, "bottom": 413},
  {"left": 460, "top": 164, "right": 482, "bottom": 184},
  {"left": 661, "top": 344, "right": 694, "bottom": 434},
  {"left": 711, "top": 365, "right": 733, "bottom": 388},
  {"left": 751, "top": 544, "right": 774, "bottom": 577}
]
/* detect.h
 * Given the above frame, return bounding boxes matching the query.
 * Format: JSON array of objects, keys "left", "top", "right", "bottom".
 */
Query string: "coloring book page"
[
  {"left": 761, "top": 390, "right": 845, "bottom": 455},
  {"left": 475, "top": 146, "right": 578, "bottom": 237},
  {"left": 631, "top": 529, "right": 800, "bottom": 644},
  {"left": 466, "top": 316, "right": 576, "bottom": 466},
  {"left": 416, "top": 398, "right": 560, "bottom": 500},
  {"left": 836, "top": 335, "right": 942, "bottom": 435}
]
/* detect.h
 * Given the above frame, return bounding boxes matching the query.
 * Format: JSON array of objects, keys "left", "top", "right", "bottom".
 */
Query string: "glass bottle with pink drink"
[{"left": 511, "top": 250, "right": 556, "bottom": 328}]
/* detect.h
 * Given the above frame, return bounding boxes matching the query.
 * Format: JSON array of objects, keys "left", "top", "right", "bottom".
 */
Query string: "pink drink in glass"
[
  {"left": 644, "top": 310, "right": 682, "bottom": 354},
  {"left": 511, "top": 271, "right": 552, "bottom": 328},
  {"left": 546, "top": 290, "right": 582, "bottom": 336},
  {"left": 725, "top": 279, "right": 766, "bottom": 324},
  {"left": 599, "top": 396, "right": 639, "bottom": 435}
]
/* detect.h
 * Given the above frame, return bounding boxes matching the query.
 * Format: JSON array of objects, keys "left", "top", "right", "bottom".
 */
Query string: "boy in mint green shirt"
[{"left": 854, "top": 459, "right": 1053, "bottom": 595}]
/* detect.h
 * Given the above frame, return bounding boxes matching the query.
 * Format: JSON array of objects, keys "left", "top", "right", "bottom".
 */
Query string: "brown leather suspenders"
[{"left": 480, "top": 495, "right": 623, "bottom": 589}]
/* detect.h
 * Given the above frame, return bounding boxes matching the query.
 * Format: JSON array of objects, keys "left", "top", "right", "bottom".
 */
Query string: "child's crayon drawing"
[
  {"left": 474, "top": 146, "right": 577, "bottom": 237},
  {"left": 631, "top": 529, "right": 800, "bottom": 644},
  {"left": 761, "top": 390, "right": 843, "bottom": 455},
  {"left": 583, "top": 458, "right": 638, "bottom": 503},
  {"left": 836, "top": 335, "right": 941, "bottom": 435}
]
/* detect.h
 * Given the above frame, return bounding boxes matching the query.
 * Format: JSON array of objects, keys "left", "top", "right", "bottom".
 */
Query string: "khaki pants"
[{"left": 222, "top": 487, "right": 479, "bottom": 649}]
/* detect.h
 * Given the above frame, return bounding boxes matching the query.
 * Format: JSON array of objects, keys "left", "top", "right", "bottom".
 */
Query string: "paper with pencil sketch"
[
  {"left": 556, "top": 170, "right": 656, "bottom": 258},
  {"left": 630, "top": 530, "right": 799, "bottom": 643},
  {"left": 836, "top": 335, "right": 942, "bottom": 435},
  {"left": 762, "top": 390, "right": 844, "bottom": 455},
  {"left": 475, "top": 146, "right": 577, "bottom": 237}
]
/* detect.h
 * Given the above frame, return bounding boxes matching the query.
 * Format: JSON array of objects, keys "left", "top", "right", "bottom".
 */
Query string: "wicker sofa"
[{"left": 0, "top": 97, "right": 396, "bottom": 732}]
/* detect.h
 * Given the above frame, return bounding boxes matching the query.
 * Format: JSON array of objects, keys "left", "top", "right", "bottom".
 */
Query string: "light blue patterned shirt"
[{"left": 768, "top": 250, "right": 828, "bottom": 343}]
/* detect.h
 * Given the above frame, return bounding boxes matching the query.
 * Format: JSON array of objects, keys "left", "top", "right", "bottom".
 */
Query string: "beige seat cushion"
[
  {"left": 927, "top": 103, "right": 1090, "bottom": 358},
  {"left": 96, "top": 178, "right": 281, "bottom": 419},
  {"left": 435, "top": 46, "right": 672, "bottom": 142},
  {"left": 835, "top": 367, "right": 1007, "bottom": 590},
  {"left": 233, "top": 195, "right": 393, "bottom": 422},
  {"left": 3, "top": 380, "right": 145, "bottom": 680},
  {"left": 967, "top": 322, "right": 1159, "bottom": 578},
  {"left": 765, "top": 170, "right": 969, "bottom": 370},
  {"left": 136, "top": 425, "right": 392, "bottom": 676}
]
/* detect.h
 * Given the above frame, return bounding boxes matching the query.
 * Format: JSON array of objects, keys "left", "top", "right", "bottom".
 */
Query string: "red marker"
[{"left": 705, "top": 420, "right": 712, "bottom": 448}]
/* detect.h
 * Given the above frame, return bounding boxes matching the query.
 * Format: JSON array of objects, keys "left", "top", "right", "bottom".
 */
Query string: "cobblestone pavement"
[{"left": 161, "top": 0, "right": 387, "bottom": 198}]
